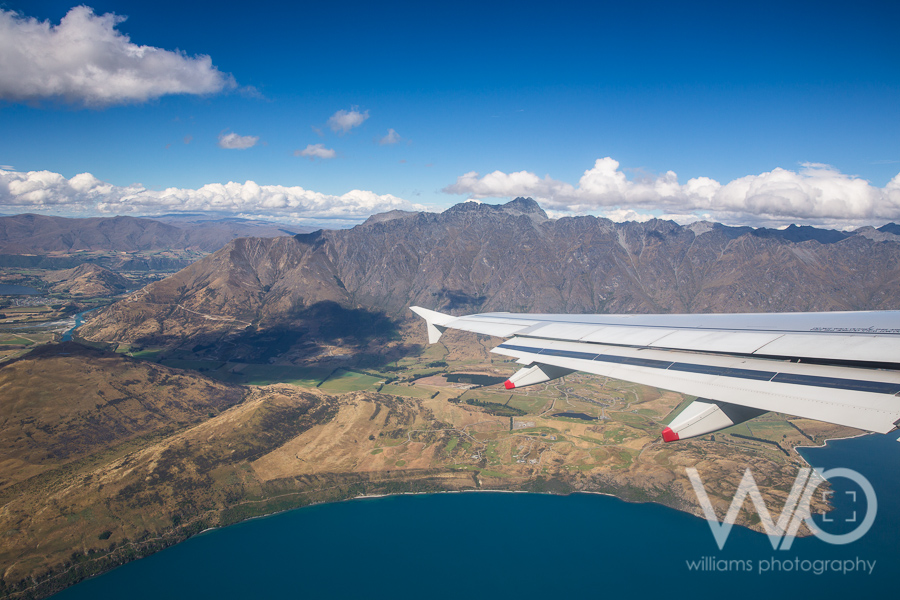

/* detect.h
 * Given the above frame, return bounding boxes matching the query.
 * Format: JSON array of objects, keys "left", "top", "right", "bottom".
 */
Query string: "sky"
[{"left": 0, "top": 0, "right": 898, "bottom": 229}]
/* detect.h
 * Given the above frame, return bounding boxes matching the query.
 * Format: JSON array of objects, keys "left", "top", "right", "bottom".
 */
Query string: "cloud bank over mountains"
[
  {"left": 0, "top": 168, "right": 420, "bottom": 225},
  {"left": 444, "top": 158, "right": 900, "bottom": 228},
  {"left": 0, "top": 6, "right": 235, "bottom": 107},
  {"left": 2, "top": 159, "right": 898, "bottom": 229}
]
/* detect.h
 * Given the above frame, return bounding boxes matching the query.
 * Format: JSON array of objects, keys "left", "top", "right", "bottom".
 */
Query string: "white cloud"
[
  {"left": 444, "top": 158, "right": 900, "bottom": 228},
  {"left": 0, "top": 6, "right": 235, "bottom": 107},
  {"left": 218, "top": 132, "right": 258, "bottom": 150},
  {"left": 327, "top": 107, "right": 369, "bottom": 133},
  {"left": 295, "top": 144, "right": 336, "bottom": 160},
  {"left": 0, "top": 168, "right": 423, "bottom": 222},
  {"left": 0, "top": 169, "right": 118, "bottom": 207},
  {"left": 379, "top": 128, "right": 401, "bottom": 145}
]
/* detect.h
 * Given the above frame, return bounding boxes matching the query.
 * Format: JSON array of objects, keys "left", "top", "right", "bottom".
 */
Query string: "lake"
[
  {"left": 52, "top": 433, "right": 899, "bottom": 599},
  {"left": 0, "top": 283, "right": 40, "bottom": 295}
]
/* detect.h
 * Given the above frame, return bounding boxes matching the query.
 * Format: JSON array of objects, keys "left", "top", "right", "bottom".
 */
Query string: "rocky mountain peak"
[
  {"left": 361, "top": 210, "right": 420, "bottom": 226},
  {"left": 442, "top": 197, "right": 548, "bottom": 221},
  {"left": 853, "top": 226, "right": 900, "bottom": 243},
  {"left": 501, "top": 197, "right": 547, "bottom": 217},
  {"left": 686, "top": 221, "right": 715, "bottom": 236}
]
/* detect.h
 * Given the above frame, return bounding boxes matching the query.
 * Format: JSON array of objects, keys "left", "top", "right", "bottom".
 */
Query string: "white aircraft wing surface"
[{"left": 410, "top": 306, "right": 900, "bottom": 442}]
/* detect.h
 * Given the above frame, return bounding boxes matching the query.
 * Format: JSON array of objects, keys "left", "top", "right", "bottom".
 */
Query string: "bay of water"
[
  {"left": 0, "top": 283, "right": 39, "bottom": 295},
  {"left": 53, "top": 433, "right": 899, "bottom": 599}
]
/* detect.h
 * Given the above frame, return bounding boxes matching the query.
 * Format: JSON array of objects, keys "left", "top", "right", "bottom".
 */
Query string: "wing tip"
[
  {"left": 409, "top": 306, "right": 450, "bottom": 344},
  {"left": 409, "top": 306, "right": 452, "bottom": 323}
]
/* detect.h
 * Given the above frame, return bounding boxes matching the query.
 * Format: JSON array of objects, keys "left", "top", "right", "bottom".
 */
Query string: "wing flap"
[
  {"left": 754, "top": 334, "right": 900, "bottom": 364},
  {"left": 647, "top": 330, "right": 784, "bottom": 354},
  {"left": 581, "top": 326, "right": 679, "bottom": 346}
]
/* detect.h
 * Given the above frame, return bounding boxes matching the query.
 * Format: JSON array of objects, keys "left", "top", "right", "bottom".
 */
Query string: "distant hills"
[
  {"left": 0, "top": 213, "right": 309, "bottom": 255},
  {"left": 747, "top": 222, "right": 900, "bottom": 244},
  {"left": 79, "top": 198, "right": 900, "bottom": 359}
]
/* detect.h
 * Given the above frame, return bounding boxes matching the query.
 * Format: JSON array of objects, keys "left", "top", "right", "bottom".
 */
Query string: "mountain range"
[
  {"left": 0, "top": 213, "right": 308, "bottom": 255},
  {"left": 78, "top": 198, "right": 900, "bottom": 360}
]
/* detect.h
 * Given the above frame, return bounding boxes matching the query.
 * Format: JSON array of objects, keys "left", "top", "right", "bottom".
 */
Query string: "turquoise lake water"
[{"left": 53, "top": 433, "right": 899, "bottom": 599}]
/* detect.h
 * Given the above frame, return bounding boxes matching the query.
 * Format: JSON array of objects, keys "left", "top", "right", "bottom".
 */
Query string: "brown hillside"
[
  {"left": 41, "top": 263, "right": 130, "bottom": 297},
  {"left": 0, "top": 342, "right": 246, "bottom": 491}
]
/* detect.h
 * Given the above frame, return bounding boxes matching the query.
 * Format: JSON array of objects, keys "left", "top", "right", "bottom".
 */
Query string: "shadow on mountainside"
[
  {"left": 432, "top": 289, "right": 487, "bottom": 312},
  {"left": 184, "top": 301, "right": 418, "bottom": 367}
]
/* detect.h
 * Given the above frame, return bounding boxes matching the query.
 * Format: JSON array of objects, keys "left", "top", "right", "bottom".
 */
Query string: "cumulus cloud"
[
  {"left": 218, "top": 132, "right": 258, "bottom": 150},
  {"left": 379, "top": 128, "right": 401, "bottom": 145},
  {"left": 0, "top": 168, "right": 423, "bottom": 223},
  {"left": 295, "top": 144, "right": 336, "bottom": 160},
  {"left": 444, "top": 158, "right": 900, "bottom": 228},
  {"left": 0, "top": 6, "right": 235, "bottom": 107},
  {"left": 327, "top": 107, "right": 369, "bottom": 133}
]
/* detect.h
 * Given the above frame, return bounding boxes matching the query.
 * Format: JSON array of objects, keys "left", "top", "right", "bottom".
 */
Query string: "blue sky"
[{"left": 0, "top": 0, "right": 898, "bottom": 227}]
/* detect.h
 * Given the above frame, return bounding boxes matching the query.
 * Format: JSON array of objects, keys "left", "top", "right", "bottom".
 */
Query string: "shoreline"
[
  {"left": 198, "top": 488, "right": 543, "bottom": 536},
  {"left": 193, "top": 436, "right": 869, "bottom": 545},
  {"left": 196, "top": 485, "right": 643, "bottom": 543},
  {"left": 793, "top": 431, "right": 873, "bottom": 463},
  {"left": 28, "top": 443, "right": 851, "bottom": 599}
]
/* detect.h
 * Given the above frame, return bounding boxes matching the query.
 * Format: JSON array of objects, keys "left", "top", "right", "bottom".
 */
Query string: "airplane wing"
[{"left": 409, "top": 306, "right": 900, "bottom": 442}]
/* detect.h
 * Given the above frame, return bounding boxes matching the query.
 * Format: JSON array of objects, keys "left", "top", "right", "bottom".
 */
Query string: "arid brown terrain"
[
  {"left": 40, "top": 264, "right": 129, "bottom": 297},
  {"left": 0, "top": 340, "right": 844, "bottom": 599}
]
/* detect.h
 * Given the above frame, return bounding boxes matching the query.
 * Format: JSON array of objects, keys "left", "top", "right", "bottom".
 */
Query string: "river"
[
  {"left": 51, "top": 433, "right": 898, "bottom": 599},
  {"left": 60, "top": 308, "right": 100, "bottom": 342}
]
